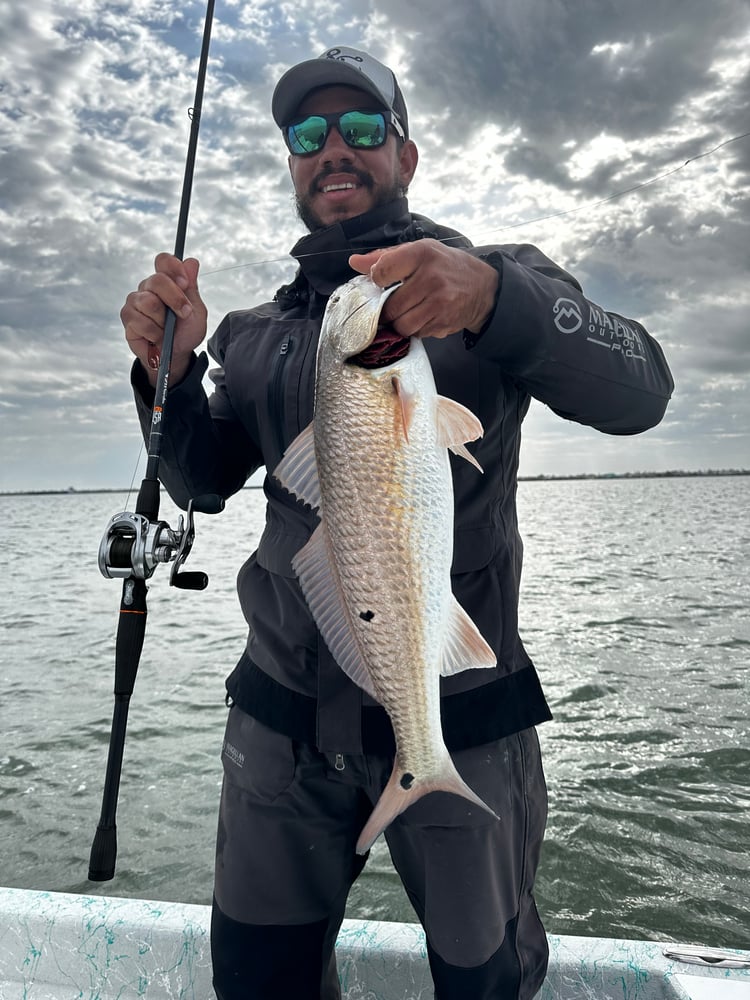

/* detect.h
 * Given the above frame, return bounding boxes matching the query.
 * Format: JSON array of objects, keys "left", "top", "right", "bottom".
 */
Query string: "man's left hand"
[{"left": 349, "top": 239, "right": 499, "bottom": 339}]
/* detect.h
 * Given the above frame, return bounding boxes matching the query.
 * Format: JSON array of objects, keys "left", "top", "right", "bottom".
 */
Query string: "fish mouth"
[{"left": 350, "top": 323, "right": 410, "bottom": 369}]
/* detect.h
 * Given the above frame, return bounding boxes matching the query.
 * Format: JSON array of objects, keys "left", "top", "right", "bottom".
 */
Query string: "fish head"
[{"left": 322, "top": 274, "right": 401, "bottom": 363}]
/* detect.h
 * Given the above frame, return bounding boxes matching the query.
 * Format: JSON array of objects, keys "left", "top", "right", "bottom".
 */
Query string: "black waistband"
[{"left": 225, "top": 653, "right": 552, "bottom": 754}]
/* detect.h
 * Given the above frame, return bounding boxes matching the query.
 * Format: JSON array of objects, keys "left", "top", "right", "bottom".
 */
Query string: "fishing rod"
[{"left": 88, "top": 0, "right": 221, "bottom": 883}]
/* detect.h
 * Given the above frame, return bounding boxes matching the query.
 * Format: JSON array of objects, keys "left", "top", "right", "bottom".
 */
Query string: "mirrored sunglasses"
[{"left": 284, "top": 109, "right": 404, "bottom": 156}]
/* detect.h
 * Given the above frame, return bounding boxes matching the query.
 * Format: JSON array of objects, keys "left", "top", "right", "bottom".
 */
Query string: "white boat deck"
[{"left": 1, "top": 887, "right": 748, "bottom": 999}]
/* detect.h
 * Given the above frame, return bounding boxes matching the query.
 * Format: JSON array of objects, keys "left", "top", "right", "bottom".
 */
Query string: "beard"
[{"left": 294, "top": 164, "right": 404, "bottom": 232}]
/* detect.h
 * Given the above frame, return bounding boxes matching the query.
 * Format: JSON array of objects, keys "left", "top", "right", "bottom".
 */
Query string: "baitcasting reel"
[{"left": 98, "top": 494, "right": 224, "bottom": 590}]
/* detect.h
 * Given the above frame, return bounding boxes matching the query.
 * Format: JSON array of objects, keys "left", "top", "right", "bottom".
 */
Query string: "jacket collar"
[
  {"left": 288, "top": 198, "right": 413, "bottom": 297},
  {"left": 274, "top": 198, "right": 472, "bottom": 307}
]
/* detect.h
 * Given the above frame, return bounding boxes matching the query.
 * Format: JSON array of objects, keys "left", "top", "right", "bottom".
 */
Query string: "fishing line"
[
  {"left": 473, "top": 129, "right": 750, "bottom": 238},
  {"left": 123, "top": 441, "right": 145, "bottom": 510},
  {"left": 199, "top": 129, "right": 750, "bottom": 279}
]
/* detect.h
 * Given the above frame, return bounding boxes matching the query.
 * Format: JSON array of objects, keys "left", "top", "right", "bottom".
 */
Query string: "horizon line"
[{"left": 2, "top": 468, "right": 749, "bottom": 497}]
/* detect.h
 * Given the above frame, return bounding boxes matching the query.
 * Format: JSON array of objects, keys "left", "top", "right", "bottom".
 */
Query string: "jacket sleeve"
[
  {"left": 131, "top": 347, "right": 262, "bottom": 510},
  {"left": 469, "top": 243, "right": 674, "bottom": 434}
]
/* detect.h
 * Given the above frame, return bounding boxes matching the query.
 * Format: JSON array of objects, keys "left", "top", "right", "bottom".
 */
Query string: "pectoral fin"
[{"left": 391, "top": 375, "right": 415, "bottom": 443}]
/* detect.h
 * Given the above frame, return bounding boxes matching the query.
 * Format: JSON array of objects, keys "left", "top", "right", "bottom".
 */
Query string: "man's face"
[{"left": 287, "top": 85, "right": 418, "bottom": 231}]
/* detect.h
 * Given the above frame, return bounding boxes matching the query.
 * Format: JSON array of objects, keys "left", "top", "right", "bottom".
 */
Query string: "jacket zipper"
[{"left": 269, "top": 333, "right": 294, "bottom": 461}]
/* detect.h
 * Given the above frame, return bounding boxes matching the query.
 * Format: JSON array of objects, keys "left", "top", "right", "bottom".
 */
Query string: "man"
[{"left": 121, "top": 45, "right": 673, "bottom": 1000}]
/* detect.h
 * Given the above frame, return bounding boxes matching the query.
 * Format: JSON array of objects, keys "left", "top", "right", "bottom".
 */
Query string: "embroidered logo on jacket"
[{"left": 552, "top": 297, "right": 583, "bottom": 334}]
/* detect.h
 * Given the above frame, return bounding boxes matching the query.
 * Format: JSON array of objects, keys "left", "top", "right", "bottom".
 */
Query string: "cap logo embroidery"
[{"left": 325, "top": 48, "right": 364, "bottom": 67}]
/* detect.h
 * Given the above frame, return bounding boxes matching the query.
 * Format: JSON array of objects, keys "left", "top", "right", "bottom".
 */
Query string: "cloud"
[{"left": 0, "top": 0, "right": 748, "bottom": 489}]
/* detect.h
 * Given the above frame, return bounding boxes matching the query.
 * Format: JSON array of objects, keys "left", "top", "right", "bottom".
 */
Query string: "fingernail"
[{"left": 179, "top": 303, "right": 193, "bottom": 318}]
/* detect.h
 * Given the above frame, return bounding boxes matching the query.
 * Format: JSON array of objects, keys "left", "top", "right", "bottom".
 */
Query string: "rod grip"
[
  {"left": 88, "top": 823, "right": 117, "bottom": 882},
  {"left": 115, "top": 578, "right": 148, "bottom": 695}
]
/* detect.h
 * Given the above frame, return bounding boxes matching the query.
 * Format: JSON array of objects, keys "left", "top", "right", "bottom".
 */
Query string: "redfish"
[{"left": 274, "top": 274, "right": 497, "bottom": 853}]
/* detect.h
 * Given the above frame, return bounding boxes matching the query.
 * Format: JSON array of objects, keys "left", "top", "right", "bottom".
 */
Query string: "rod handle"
[{"left": 88, "top": 823, "right": 117, "bottom": 882}]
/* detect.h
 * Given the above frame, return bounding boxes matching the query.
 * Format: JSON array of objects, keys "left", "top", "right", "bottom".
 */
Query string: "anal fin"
[{"left": 441, "top": 597, "right": 496, "bottom": 676}]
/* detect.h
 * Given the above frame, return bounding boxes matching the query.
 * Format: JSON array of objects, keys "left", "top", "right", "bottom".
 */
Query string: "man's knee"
[
  {"left": 426, "top": 914, "right": 548, "bottom": 1000},
  {"left": 211, "top": 898, "right": 340, "bottom": 1000}
]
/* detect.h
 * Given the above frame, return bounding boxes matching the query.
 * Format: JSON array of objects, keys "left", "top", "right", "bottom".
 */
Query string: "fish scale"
[{"left": 274, "top": 274, "right": 499, "bottom": 853}]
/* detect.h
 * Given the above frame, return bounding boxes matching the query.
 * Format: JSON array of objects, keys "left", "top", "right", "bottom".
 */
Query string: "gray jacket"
[{"left": 133, "top": 198, "right": 673, "bottom": 754}]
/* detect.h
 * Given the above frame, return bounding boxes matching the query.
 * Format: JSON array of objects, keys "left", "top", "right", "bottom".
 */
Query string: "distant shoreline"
[{"left": 2, "top": 469, "right": 748, "bottom": 497}]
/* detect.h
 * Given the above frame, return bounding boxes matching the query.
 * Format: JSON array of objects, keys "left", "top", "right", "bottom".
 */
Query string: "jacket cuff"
[
  {"left": 130, "top": 351, "right": 207, "bottom": 405},
  {"left": 462, "top": 251, "right": 505, "bottom": 349}
]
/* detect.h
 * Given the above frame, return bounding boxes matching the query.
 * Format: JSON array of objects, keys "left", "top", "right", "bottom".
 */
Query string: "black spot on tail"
[
  {"left": 359, "top": 610, "right": 375, "bottom": 622},
  {"left": 400, "top": 773, "right": 415, "bottom": 790}
]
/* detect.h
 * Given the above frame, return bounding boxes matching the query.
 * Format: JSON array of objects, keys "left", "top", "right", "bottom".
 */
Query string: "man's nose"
[{"left": 320, "top": 124, "right": 353, "bottom": 159}]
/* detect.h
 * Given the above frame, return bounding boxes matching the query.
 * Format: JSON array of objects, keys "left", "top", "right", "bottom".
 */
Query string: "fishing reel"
[{"left": 98, "top": 493, "right": 224, "bottom": 590}]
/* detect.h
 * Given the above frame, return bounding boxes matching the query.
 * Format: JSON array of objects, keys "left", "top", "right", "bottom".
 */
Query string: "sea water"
[{"left": 0, "top": 476, "right": 748, "bottom": 948}]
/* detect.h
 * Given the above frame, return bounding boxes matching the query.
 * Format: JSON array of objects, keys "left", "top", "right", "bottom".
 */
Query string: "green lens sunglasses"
[{"left": 284, "top": 109, "right": 405, "bottom": 156}]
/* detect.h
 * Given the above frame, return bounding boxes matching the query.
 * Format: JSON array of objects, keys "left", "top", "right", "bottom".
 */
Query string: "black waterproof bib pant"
[{"left": 210, "top": 707, "right": 549, "bottom": 1000}]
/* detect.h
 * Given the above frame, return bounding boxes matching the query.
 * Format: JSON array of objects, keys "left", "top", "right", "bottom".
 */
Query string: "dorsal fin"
[
  {"left": 291, "top": 524, "right": 379, "bottom": 700},
  {"left": 272, "top": 422, "right": 321, "bottom": 510}
]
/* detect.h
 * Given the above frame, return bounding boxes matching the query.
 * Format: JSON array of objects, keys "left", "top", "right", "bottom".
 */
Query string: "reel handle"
[{"left": 171, "top": 571, "right": 209, "bottom": 590}]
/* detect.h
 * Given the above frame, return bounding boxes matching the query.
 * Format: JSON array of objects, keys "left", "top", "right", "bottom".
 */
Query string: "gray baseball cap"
[{"left": 272, "top": 45, "right": 409, "bottom": 138}]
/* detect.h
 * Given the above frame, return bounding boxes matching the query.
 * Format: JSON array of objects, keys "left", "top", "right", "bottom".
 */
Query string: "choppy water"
[{"left": 1, "top": 476, "right": 748, "bottom": 948}]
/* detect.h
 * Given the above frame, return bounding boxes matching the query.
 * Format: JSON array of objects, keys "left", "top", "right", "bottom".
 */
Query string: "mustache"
[{"left": 308, "top": 165, "right": 374, "bottom": 197}]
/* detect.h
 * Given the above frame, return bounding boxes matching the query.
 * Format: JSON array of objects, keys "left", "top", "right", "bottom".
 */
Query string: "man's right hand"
[{"left": 121, "top": 253, "right": 208, "bottom": 386}]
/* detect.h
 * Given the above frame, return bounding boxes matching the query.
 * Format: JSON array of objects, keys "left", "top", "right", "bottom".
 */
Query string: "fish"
[{"left": 273, "top": 273, "right": 498, "bottom": 854}]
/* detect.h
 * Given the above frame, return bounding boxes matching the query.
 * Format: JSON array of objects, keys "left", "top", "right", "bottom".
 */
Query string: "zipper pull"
[{"left": 334, "top": 753, "right": 345, "bottom": 772}]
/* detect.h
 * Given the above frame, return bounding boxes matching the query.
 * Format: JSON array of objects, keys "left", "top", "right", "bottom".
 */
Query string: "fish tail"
[{"left": 355, "top": 755, "right": 498, "bottom": 855}]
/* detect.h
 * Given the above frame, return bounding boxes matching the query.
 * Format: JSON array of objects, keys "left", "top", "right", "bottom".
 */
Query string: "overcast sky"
[{"left": 1, "top": 0, "right": 748, "bottom": 491}]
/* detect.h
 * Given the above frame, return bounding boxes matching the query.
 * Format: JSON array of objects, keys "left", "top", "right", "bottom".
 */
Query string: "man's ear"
[{"left": 398, "top": 140, "right": 419, "bottom": 189}]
